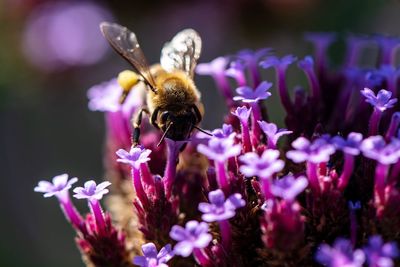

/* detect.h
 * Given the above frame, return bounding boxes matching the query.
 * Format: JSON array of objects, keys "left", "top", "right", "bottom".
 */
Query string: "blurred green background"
[{"left": 1, "top": 0, "right": 399, "bottom": 266}]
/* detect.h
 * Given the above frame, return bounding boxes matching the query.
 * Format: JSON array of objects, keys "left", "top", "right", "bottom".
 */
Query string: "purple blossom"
[
  {"left": 361, "top": 88, "right": 398, "bottom": 112},
  {"left": 212, "top": 124, "right": 236, "bottom": 139},
  {"left": 360, "top": 136, "right": 400, "bottom": 165},
  {"left": 259, "top": 55, "right": 297, "bottom": 70},
  {"left": 116, "top": 146, "right": 152, "bottom": 169},
  {"left": 231, "top": 106, "right": 252, "bottom": 122},
  {"left": 197, "top": 137, "right": 241, "bottom": 162},
  {"left": 286, "top": 137, "right": 336, "bottom": 164},
  {"left": 258, "top": 120, "right": 292, "bottom": 146},
  {"left": 34, "top": 174, "right": 78, "bottom": 198},
  {"left": 233, "top": 81, "right": 273, "bottom": 103},
  {"left": 198, "top": 189, "right": 245, "bottom": 222},
  {"left": 196, "top": 57, "right": 228, "bottom": 76},
  {"left": 73, "top": 180, "right": 111, "bottom": 201},
  {"left": 236, "top": 48, "right": 272, "bottom": 64},
  {"left": 270, "top": 175, "right": 308, "bottom": 201},
  {"left": 331, "top": 132, "right": 363, "bottom": 156},
  {"left": 239, "top": 150, "right": 284, "bottom": 178},
  {"left": 169, "top": 221, "right": 212, "bottom": 257},
  {"left": 133, "top": 243, "right": 174, "bottom": 267},
  {"left": 363, "top": 236, "right": 399, "bottom": 267},
  {"left": 297, "top": 56, "right": 314, "bottom": 70},
  {"left": 316, "top": 238, "right": 365, "bottom": 267}
]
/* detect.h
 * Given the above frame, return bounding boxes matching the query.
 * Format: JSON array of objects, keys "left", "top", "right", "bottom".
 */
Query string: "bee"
[{"left": 100, "top": 22, "right": 210, "bottom": 146}]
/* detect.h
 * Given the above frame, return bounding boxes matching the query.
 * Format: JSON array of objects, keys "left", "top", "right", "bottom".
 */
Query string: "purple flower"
[
  {"left": 34, "top": 174, "right": 78, "bottom": 198},
  {"left": 198, "top": 189, "right": 245, "bottom": 222},
  {"left": 233, "top": 81, "right": 273, "bottom": 103},
  {"left": 236, "top": 48, "right": 272, "bottom": 64},
  {"left": 286, "top": 137, "right": 336, "bottom": 164},
  {"left": 133, "top": 243, "right": 174, "bottom": 267},
  {"left": 316, "top": 238, "right": 365, "bottom": 267},
  {"left": 360, "top": 136, "right": 400, "bottom": 165},
  {"left": 196, "top": 57, "right": 228, "bottom": 76},
  {"left": 197, "top": 137, "right": 241, "bottom": 162},
  {"left": 87, "top": 78, "right": 142, "bottom": 114},
  {"left": 298, "top": 56, "right": 314, "bottom": 70},
  {"left": 169, "top": 221, "right": 212, "bottom": 257},
  {"left": 363, "top": 236, "right": 399, "bottom": 267},
  {"left": 259, "top": 55, "right": 297, "bottom": 70},
  {"left": 270, "top": 175, "right": 308, "bottom": 201},
  {"left": 361, "top": 88, "right": 398, "bottom": 112},
  {"left": 73, "top": 180, "right": 111, "bottom": 201},
  {"left": 331, "top": 132, "right": 363, "bottom": 156},
  {"left": 239, "top": 150, "right": 284, "bottom": 178},
  {"left": 231, "top": 106, "right": 252, "bottom": 122},
  {"left": 116, "top": 146, "right": 152, "bottom": 169},
  {"left": 258, "top": 120, "right": 292, "bottom": 146},
  {"left": 212, "top": 124, "right": 236, "bottom": 139}
]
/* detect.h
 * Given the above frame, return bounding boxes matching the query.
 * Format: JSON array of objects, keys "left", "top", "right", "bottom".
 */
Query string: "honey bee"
[{"left": 100, "top": 22, "right": 210, "bottom": 146}]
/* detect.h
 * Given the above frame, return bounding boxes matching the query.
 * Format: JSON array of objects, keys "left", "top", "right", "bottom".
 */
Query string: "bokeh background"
[{"left": 1, "top": 0, "right": 400, "bottom": 266}]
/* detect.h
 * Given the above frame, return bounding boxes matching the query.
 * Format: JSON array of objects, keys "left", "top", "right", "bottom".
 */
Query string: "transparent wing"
[
  {"left": 100, "top": 22, "right": 157, "bottom": 92},
  {"left": 160, "top": 29, "right": 202, "bottom": 78}
]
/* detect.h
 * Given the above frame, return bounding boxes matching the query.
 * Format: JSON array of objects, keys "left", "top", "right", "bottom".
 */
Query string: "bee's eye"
[{"left": 160, "top": 111, "right": 170, "bottom": 124}]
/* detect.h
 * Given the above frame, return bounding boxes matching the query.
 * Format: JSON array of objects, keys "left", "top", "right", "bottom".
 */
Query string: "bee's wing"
[
  {"left": 160, "top": 29, "right": 202, "bottom": 78},
  {"left": 100, "top": 22, "right": 157, "bottom": 92}
]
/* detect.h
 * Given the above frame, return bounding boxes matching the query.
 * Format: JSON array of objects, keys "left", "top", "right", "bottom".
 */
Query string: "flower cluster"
[{"left": 35, "top": 32, "right": 400, "bottom": 266}]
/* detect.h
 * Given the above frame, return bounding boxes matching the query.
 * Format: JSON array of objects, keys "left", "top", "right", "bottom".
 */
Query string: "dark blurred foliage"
[{"left": 0, "top": 0, "right": 399, "bottom": 266}]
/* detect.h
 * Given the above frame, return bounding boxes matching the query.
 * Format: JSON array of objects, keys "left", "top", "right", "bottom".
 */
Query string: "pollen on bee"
[{"left": 117, "top": 70, "right": 139, "bottom": 91}]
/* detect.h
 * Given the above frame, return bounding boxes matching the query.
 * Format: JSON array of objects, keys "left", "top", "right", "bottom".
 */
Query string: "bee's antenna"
[
  {"left": 192, "top": 125, "right": 212, "bottom": 136},
  {"left": 157, "top": 122, "right": 173, "bottom": 147}
]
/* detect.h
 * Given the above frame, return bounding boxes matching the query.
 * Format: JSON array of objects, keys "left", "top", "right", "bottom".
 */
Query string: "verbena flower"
[
  {"left": 198, "top": 189, "right": 245, "bottom": 222},
  {"left": 73, "top": 180, "right": 111, "bottom": 201},
  {"left": 34, "top": 173, "right": 77, "bottom": 199},
  {"left": 286, "top": 137, "right": 336, "bottom": 164},
  {"left": 116, "top": 146, "right": 152, "bottom": 169},
  {"left": 258, "top": 120, "right": 292, "bottom": 148},
  {"left": 133, "top": 243, "right": 174, "bottom": 267},
  {"left": 239, "top": 150, "right": 284, "bottom": 178},
  {"left": 331, "top": 132, "right": 363, "bottom": 156},
  {"left": 270, "top": 175, "right": 308, "bottom": 201},
  {"left": 363, "top": 235, "right": 399, "bottom": 267},
  {"left": 169, "top": 221, "right": 212, "bottom": 257},
  {"left": 212, "top": 123, "right": 236, "bottom": 139},
  {"left": 361, "top": 88, "right": 398, "bottom": 112},
  {"left": 360, "top": 136, "right": 400, "bottom": 165},
  {"left": 315, "top": 238, "right": 365, "bottom": 267},
  {"left": 233, "top": 81, "right": 272, "bottom": 103},
  {"left": 197, "top": 137, "right": 241, "bottom": 162},
  {"left": 231, "top": 106, "right": 252, "bottom": 122}
]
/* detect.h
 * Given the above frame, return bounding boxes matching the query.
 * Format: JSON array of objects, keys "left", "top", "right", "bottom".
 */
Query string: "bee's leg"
[
  {"left": 150, "top": 107, "right": 160, "bottom": 129},
  {"left": 132, "top": 107, "right": 149, "bottom": 146}
]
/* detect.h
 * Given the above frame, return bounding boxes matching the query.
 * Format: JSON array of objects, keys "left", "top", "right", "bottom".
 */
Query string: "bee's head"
[{"left": 159, "top": 110, "right": 197, "bottom": 142}]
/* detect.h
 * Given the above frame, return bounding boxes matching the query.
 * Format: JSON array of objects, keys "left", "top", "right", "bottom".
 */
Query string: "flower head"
[
  {"left": 286, "top": 137, "right": 336, "bottom": 164},
  {"left": 212, "top": 124, "right": 236, "bottom": 139},
  {"left": 360, "top": 136, "right": 400, "bottom": 165},
  {"left": 116, "top": 146, "right": 152, "bottom": 169},
  {"left": 316, "top": 238, "right": 365, "bottom": 267},
  {"left": 198, "top": 189, "right": 245, "bottom": 222},
  {"left": 270, "top": 175, "right": 308, "bottom": 201},
  {"left": 34, "top": 174, "right": 78, "bottom": 198},
  {"left": 331, "top": 132, "right": 363, "bottom": 156},
  {"left": 259, "top": 55, "right": 297, "bottom": 70},
  {"left": 231, "top": 106, "right": 252, "bottom": 122},
  {"left": 197, "top": 137, "right": 241, "bottom": 162},
  {"left": 73, "top": 180, "right": 111, "bottom": 201},
  {"left": 196, "top": 57, "right": 228, "bottom": 76},
  {"left": 297, "top": 56, "right": 314, "bottom": 70},
  {"left": 169, "top": 221, "right": 212, "bottom": 257},
  {"left": 133, "top": 243, "right": 174, "bottom": 267},
  {"left": 239, "top": 150, "right": 284, "bottom": 178},
  {"left": 361, "top": 88, "right": 398, "bottom": 112},
  {"left": 236, "top": 48, "right": 272, "bottom": 64},
  {"left": 363, "top": 235, "right": 399, "bottom": 267},
  {"left": 258, "top": 121, "right": 292, "bottom": 146},
  {"left": 233, "top": 81, "right": 273, "bottom": 103}
]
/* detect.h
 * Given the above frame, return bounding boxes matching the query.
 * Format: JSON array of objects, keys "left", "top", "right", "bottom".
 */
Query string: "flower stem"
[
  {"left": 306, "top": 162, "right": 320, "bottom": 194},
  {"left": 368, "top": 108, "right": 382, "bottom": 136},
  {"left": 374, "top": 163, "right": 389, "bottom": 205},
  {"left": 250, "top": 103, "right": 262, "bottom": 148},
  {"left": 58, "top": 195, "right": 85, "bottom": 233},
  {"left": 214, "top": 74, "right": 234, "bottom": 108},
  {"left": 219, "top": 220, "right": 231, "bottom": 251},
  {"left": 260, "top": 178, "right": 273, "bottom": 199},
  {"left": 385, "top": 112, "right": 400, "bottom": 141},
  {"left": 276, "top": 67, "right": 294, "bottom": 115},
  {"left": 193, "top": 248, "right": 211, "bottom": 266},
  {"left": 89, "top": 199, "right": 106, "bottom": 234},
  {"left": 163, "top": 139, "right": 182, "bottom": 198},
  {"left": 240, "top": 120, "right": 252, "bottom": 153},
  {"left": 215, "top": 161, "right": 229, "bottom": 193},
  {"left": 132, "top": 168, "right": 149, "bottom": 207},
  {"left": 338, "top": 154, "right": 355, "bottom": 191}
]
